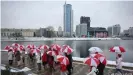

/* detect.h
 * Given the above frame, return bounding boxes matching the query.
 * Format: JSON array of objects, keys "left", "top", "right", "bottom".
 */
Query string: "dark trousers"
[
  {"left": 114, "top": 69, "right": 123, "bottom": 75},
  {"left": 67, "top": 65, "right": 72, "bottom": 75},
  {"left": 22, "top": 57, "right": 25, "bottom": 63},
  {"left": 9, "top": 60, "right": 13, "bottom": 65},
  {"left": 37, "top": 63, "right": 41, "bottom": 71},
  {"left": 97, "top": 63, "right": 105, "bottom": 75}
]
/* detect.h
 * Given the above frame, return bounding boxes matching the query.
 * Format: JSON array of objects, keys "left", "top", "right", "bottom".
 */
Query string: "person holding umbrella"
[
  {"left": 8, "top": 49, "right": 14, "bottom": 66},
  {"left": 57, "top": 55, "right": 69, "bottom": 75},
  {"left": 115, "top": 53, "right": 123, "bottom": 75},
  {"left": 109, "top": 46, "right": 126, "bottom": 75},
  {"left": 84, "top": 57, "right": 99, "bottom": 75},
  {"left": 63, "top": 46, "right": 73, "bottom": 75},
  {"left": 15, "top": 50, "right": 21, "bottom": 67}
]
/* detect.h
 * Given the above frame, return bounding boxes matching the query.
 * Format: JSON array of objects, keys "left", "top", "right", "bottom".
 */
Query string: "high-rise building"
[
  {"left": 129, "top": 27, "right": 133, "bottom": 36},
  {"left": 76, "top": 23, "right": 87, "bottom": 37},
  {"left": 64, "top": 2, "right": 73, "bottom": 37},
  {"left": 80, "top": 16, "right": 90, "bottom": 31},
  {"left": 107, "top": 24, "right": 121, "bottom": 37}
]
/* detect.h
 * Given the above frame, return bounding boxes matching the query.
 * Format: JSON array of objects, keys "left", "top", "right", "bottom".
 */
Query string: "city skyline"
[{"left": 1, "top": 1, "right": 133, "bottom": 31}]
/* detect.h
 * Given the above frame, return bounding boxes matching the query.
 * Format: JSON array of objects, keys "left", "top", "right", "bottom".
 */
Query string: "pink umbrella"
[
  {"left": 90, "top": 53, "right": 107, "bottom": 65},
  {"left": 26, "top": 44, "right": 36, "bottom": 49},
  {"left": 39, "top": 45, "right": 49, "bottom": 50},
  {"left": 30, "top": 49, "right": 41, "bottom": 54},
  {"left": 63, "top": 46, "right": 73, "bottom": 54},
  {"left": 51, "top": 44, "right": 61, "bottom": 51},
  {"left": 109, "top": 46, "right": 126, "bottom": 53},
  {"left": 47, "top": 51, "right": 57, "bottom": 56},
  {"left": 57, "top": 55, "right": 69, "bottom": 65},
  {"left": 4, "top": 46, "right": 11, "bottom": 50},
  {"left": 19, "top": 45, "right": 25, "bottom": 50},
  {"left": 83, "top": 57, "right": 100, "bottom": 67},
  {"left": 12, "top": 43, "right": 20, "bottom": 47}
]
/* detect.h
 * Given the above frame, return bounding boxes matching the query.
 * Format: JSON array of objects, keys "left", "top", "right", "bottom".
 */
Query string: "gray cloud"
[{"left": 1, "top": 1, "right": 133, "bottom": 32}]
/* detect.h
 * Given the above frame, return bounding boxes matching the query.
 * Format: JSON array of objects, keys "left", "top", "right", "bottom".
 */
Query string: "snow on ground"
[{"left": 72, "top": 57, "right": 133, "bottom": 68}]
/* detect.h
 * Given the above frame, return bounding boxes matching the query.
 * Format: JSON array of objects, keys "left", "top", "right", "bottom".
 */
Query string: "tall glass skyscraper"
[{"left": 64, "top": 2, "right": 73, "bottom": 36}]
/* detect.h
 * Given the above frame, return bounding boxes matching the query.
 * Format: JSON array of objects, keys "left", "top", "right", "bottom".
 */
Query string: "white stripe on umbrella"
[
  {"left": 84, "top": 57, "right": 99, "bottom": 67},
  {"left": 63, "top": 46, "right": 73, "bottom": 54},
  {"left": 47, "top": 51, "right": 57, "bottom": 56},
  {"left": 40, "top": 45, "right": 49, "bottom": 50},
  {"left": 88, "top": 47, "right": 103, "bottom": 53},
  {"left": 109, "top": 46, "right": 126, "bottom": 53}
]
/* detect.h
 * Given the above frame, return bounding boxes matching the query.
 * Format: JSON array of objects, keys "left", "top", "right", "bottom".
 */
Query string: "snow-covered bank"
[
  {"left": 72, "top": 57, "right": 133, "bottom": 68},
  {"left": 1, "top": 37, "right": 121, "bottom": 41}
]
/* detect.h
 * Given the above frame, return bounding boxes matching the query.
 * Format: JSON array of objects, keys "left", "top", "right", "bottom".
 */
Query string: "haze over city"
[{"left": 1, "top": 1, "right": 133, "bottom": 31}]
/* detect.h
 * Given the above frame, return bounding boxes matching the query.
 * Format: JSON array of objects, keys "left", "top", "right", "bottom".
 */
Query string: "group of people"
[
  {"left": 8, "top": 49, "right": 25, "bottom": 67},
  {"left": 7, "top": 45, "right": 73, "bottom": 75},
  {"left": 87, "top": 52, "right": 123, "bottom": 75},
  {"left": 7, "top": 44, "right": 124, "bottom": 75}
]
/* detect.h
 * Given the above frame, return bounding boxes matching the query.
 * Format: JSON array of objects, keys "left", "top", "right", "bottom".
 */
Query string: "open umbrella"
[
  {"left": 30, "top": 49, "right": 41, "bottom": 54},
  {"left": 12, "top": 43, "right": 20, "bottom": 47},
  {"left": 88, "top": 47, "right": 103, "bottom": 54},
  {"left": 4, "top": 46, "right": 11, "bottom": 50},
  {"left": 57, "top": 55, "right": 69, "bottom": 65},
  {"left": 47, "top": 51, "right": 57, "bottom": 56},
  {"left": 62, "top": 46, "right": 73, "bottom": 54},
  {"left": 109, "top": 46, "right": 126, "bottom": 53},
  {"left": 39, "top": 45, "right": 49, "bottom": 50},
  {"left": 90, "top": 53, "right": 107, "bottom": 65},
  {"left": 26, "top": 44, "right": 36, "bottom": 49},
  {"left": 83, "top": 57, "right": 100, "bottom": 67},
  {"left": 51, "top": 44, "right": 61, "bottom": 51}
]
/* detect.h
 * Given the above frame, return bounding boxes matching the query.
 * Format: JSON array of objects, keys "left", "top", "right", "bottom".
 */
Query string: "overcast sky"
[{"left": 1, "top": 1, "right": 133, "bottom": 32}]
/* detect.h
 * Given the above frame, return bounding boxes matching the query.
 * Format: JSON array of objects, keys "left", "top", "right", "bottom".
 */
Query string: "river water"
[{"left": 1, "top": 40, "right": 133, "bottom": 63}]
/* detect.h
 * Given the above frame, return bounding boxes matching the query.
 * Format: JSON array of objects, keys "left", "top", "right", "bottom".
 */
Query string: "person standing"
[
  {"left": 8, "top": 49, "right": 14, "bottom": 66},
  {"left": 60, "top": 63, "right": 68, "bottom": 75},
  {"left": 36, "top": 52, "right": 42, "bottom": 71},
  {"left": 65, "top": 53, "right": 73, "bottom": 75},
  {"left": 114, "top": 54, "right": 123, "bottom": 75},
  {"left": 21, "top": 49, "right": 25, "bottom": 64},
  {"left": 15, "top": 51, "right": 21, "bottom": 67},
  {"left": 87, "top": 66, "right": 98, "bottom": 75},
  {"left": 42, "top": 50, "right": 48, "bottom": 69}
]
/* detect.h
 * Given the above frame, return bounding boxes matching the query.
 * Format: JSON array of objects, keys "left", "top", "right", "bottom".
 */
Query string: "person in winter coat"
[
  {"left": 21, "top": 49, "right": 25, "bottom": 64},
  {"left": 60, "top": 64, "right": 68, "bottom": 75},
  {"left": 36, "top": 52, "right": 42, "bottom": 71},
  {"left": 87, "top": 66, "right": 98, "bottom": 75},
  {"left": 8, "top": 49, "right": 14, "bottom": 65},
  {"left": 64, "top": 53, "right": 73, "bottom": 75},
  {"left": 15, "top": 51, "right": 21, "bottom": 67},
  {"left": 42, "top": 50, "right": 48, "bottom": 69},
  {"left": 48, "top": 55, "right": 54, "bottom": 72},
  {"left": 114, "top": 54, "right": 123, "bottom": 75}
]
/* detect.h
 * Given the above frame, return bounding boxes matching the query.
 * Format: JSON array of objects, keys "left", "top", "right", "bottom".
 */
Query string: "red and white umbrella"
[
  {"left": 88, "top": 47, "right": 103, "bottom": 54},
  {"left": 39, "top": 45, "right": 49, "bottom": 50},
  {"left": 57, "top": 55, "right": 69, "bottom": 65},
  {"left": 109, "top": 46, "right": 126, "bottom": 53},
  {"left": 26, "top": 44, "right": 36, "bottom": 49},
  {"left": 63, "top": 46, "right": 73, "bottom": 54},
  {"left": 90, "top": 53, "right": 107, "bottom": 65},
  {"left": 51, "top": 44, "right": 61, "bottom": 51},
  {"left": 4, "top": 46, "right": 11, "bottom": 50},
  {"left": 19, "top": 45, "right": 25, "bottom": 50},
  {"left": 12, "top": 43, "right": 20, "bottom": 47},
  {"left": 83, "top": 57, "right": 100, "bottom": 67},
  {"left": 30, "top": 49, "right": 41, "bottom": 54},
  {"left": 47, "top": 51, "right": 57, "bottom": 56}
]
